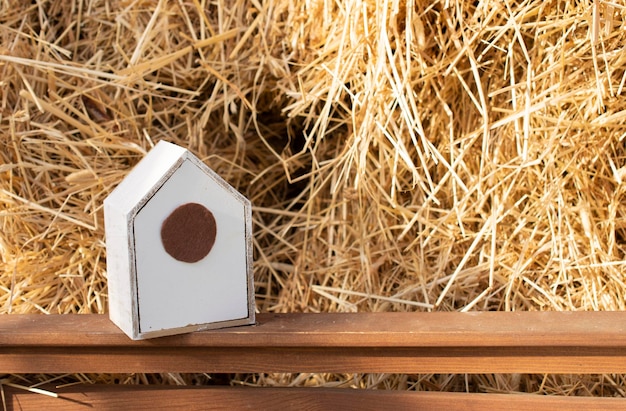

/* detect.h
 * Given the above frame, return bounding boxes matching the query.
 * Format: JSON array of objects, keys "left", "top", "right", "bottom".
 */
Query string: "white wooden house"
[{"left": 104, "top": 141, "right": 255, "bottom": 339}]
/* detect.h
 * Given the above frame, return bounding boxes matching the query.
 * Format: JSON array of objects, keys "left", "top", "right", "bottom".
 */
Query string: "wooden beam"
[
  {"left": 1, "top": 312, "right": 626, "bottom": 373},
  {"left": 2, "top": 385, "right": 625, "bottom": 411}
]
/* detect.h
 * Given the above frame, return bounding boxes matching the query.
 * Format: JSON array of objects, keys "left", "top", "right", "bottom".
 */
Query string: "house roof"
[{"left": 104, "top": 141, "right": 187, "bottom": 215}]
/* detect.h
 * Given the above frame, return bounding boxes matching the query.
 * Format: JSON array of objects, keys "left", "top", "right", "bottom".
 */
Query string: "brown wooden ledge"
[
  {"left": 2, "top": 385, "right": 625, "bottom": 411},
  {"left": 1, "top": 312, "right": 626, "bottom": 373}
]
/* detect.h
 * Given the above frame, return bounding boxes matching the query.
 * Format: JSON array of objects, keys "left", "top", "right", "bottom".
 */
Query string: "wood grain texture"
[
  {"left": 1, "top": 385, "right": 624, "bottom": 411},
  {"left": 2, "top": 312, "right": 626, "bottom": 373}
]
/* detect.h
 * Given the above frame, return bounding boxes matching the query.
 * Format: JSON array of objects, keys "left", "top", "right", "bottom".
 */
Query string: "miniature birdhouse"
[{"left": 104, "top": 140, "right": 255, "bottom": 340}]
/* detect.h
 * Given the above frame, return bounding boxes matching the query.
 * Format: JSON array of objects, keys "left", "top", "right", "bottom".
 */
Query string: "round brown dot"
[{"left": 160, "top": 203, "right": 217, "bottom": 263}]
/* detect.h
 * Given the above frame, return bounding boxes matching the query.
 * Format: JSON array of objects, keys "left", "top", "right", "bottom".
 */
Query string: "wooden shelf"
[
  {"left": 2, "top": 311, "right": 626, "bottom": 374},
  {"left": 2, "top": 385, "right": 625, "bottom": 411},
  {"left": 2, "top": 312, "right": 626, "bottom": 408}
]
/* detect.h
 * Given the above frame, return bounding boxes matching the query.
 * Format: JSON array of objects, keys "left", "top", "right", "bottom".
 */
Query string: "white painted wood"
[
  {"left": 134, "top": 160, "right": 248, "bottom": 332},
  {"left": 103, "top": 201, "right": 135, "bottom": 335},
  {"left": 104, "top": 141, "right": 255, "bottom": 340}
]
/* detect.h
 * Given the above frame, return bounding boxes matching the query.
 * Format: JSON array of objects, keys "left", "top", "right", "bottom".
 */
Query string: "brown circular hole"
[{"left": 160, "top": 203, "right": 217, "bottom": 263}]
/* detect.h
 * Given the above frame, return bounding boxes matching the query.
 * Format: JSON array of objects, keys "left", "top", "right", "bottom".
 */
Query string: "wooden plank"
[
  {"left": 1, "top": 312, "right": 626, "bottom": 373},
  {"left": 4, "top": 311, "right": 626, "bottom": 347},
  {"left": 5, "top": 345, "right": 626, "bottom": 373},
  {"left": 2, "top": 385, "right": 625, "bottom": 411}
]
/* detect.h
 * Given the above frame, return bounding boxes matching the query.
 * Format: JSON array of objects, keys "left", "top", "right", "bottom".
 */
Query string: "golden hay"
[{"left": 1, "top": 0, "right": 626, "bottom": 395}]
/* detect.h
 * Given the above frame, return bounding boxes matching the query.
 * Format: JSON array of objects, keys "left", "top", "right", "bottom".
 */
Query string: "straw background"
[{"left": 2, "top": 0, "right": 626, "bottom": 396}]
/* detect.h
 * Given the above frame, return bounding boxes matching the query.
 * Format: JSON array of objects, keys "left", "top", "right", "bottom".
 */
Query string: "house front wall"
[{"left": 133, "top": 159, "right": 249, "bottom": 334}]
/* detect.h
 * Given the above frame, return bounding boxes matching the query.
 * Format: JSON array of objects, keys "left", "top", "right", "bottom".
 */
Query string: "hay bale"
[{"left": 1, "top": 0, "right": 626, "bottom": 395}]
